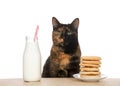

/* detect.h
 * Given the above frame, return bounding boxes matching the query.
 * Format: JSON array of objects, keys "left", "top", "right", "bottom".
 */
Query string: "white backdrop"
[{"left": 0, "top": 0, "right": 120, "bottom": 78}]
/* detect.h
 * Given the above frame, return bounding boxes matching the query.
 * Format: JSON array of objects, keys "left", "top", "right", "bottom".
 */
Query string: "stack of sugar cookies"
[{"left": 80, "top": 56, "right": 101, "bottom": 78}]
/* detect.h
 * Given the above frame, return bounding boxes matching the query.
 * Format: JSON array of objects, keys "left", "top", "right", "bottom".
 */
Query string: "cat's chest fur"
[{"left": 51, "top": 46, "right": 71, "bottom": 69}]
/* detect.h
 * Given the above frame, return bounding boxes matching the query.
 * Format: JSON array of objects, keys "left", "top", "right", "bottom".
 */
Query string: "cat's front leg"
[
  {"left": 57, "top": 69, "right": 68, "bottom": 77},
  {"left": 49, "top": 63, "right": 59, "bottom": 77},
  {"left": 67, "top": 56, "right": 80, "bottom": 77}
]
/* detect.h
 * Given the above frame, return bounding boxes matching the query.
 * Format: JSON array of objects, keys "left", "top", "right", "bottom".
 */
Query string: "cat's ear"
[
  {"left": 52, "top": 17, "right": 60, "bottom": 28},
  {"left": 71, "top": 18, "right": 79, "bottom": 29}
]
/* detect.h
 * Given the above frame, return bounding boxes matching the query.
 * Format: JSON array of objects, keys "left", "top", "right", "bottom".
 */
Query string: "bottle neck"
[{"left": 26, "top": 36, "right": 38, "bottom": 43}]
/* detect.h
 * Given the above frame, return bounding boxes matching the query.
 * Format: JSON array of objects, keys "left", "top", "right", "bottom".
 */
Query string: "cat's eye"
[{"left": 55, "top": 31, "right": 62, "bottom": 35}]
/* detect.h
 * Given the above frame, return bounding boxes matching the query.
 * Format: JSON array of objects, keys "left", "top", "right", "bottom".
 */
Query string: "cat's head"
[{"left": 52, "top": 17, "right": 79, "bottom": 54}]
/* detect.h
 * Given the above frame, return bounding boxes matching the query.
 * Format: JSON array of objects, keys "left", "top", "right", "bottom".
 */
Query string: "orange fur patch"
[
  {"left": 59, "top": 52, "right": 71, "bottom": 69},
  {"left": 52, "top": 31, "right": 63, "bottom": 44}
]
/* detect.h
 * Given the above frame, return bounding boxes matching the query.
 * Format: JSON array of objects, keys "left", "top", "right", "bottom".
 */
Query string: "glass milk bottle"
[{"left": 23, "top": 37, "right": 41, "bottom": 82}]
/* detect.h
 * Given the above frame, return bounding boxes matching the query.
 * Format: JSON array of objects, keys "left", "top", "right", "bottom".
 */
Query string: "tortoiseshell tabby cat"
[{"left": 42, "top": 17, "right": 81, "bottom": 77}]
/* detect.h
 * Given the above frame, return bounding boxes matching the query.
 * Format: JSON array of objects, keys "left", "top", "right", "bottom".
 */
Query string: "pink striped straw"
[{"left": 34, "top": 25, "right": 39, "bottom": 41}]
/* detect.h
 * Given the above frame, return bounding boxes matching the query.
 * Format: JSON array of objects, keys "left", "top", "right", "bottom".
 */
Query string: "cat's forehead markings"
[{"left": 63, "top": 26, "right": 70, "bottom": 31}]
